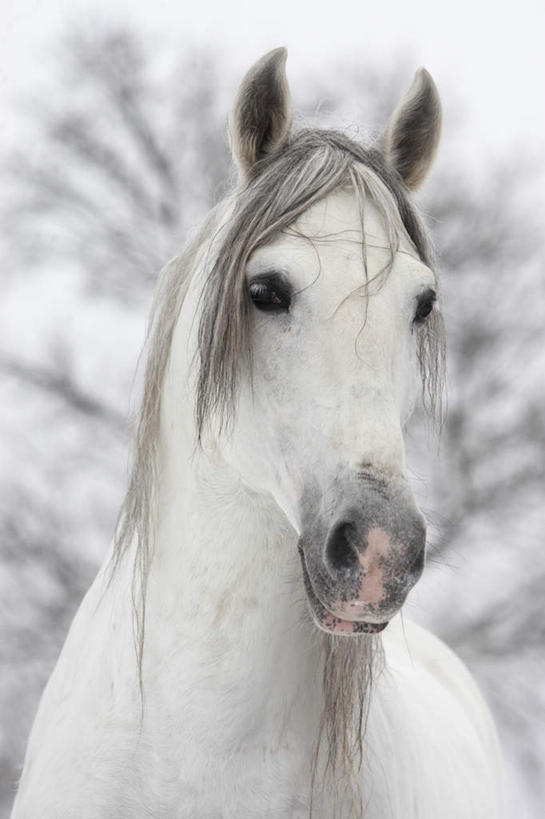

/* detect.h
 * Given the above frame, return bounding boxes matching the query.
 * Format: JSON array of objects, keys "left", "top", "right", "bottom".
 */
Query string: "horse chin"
[{"left": 299, "top": 551, "right": 390, "bottom": 636}]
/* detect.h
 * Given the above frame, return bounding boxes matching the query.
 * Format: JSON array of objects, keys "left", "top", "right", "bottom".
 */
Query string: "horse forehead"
[
  {"left": 293, "top": 187, "right": 384, "bottom": 242},
  {"left": 250, "top": 189, "right": 402, "bottom": 288}
]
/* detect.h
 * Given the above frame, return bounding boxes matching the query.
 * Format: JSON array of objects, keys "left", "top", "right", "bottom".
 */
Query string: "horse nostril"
[{"left": 325, "top": 521, "right": 361, "bottom": 580}]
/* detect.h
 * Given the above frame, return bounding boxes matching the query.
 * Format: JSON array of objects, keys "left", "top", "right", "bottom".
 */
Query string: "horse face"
[
  {"left": 201, "top": 48, "right": 442, "bottom": 634},
  {"left": 224, "top": 186, "right": 436, "bottom": 633}
]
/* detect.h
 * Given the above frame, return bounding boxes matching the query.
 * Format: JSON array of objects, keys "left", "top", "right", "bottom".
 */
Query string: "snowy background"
[{"left": 1, "top": 2, "right": 544, "bottom": 817}]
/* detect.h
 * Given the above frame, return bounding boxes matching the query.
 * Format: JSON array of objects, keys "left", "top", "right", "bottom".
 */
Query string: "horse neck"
[{"left": 140, "top": 401, "right": 320, "bottom": 730}]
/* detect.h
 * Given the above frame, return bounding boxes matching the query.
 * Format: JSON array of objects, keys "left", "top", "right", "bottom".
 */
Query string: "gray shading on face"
[{"left": 297, "top": 468, "right": 426, "bottom": 630}]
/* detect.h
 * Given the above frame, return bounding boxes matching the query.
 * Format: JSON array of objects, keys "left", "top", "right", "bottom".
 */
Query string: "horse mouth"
[{"left": 298, "top": 549, "right": 389, "bottom": 636}]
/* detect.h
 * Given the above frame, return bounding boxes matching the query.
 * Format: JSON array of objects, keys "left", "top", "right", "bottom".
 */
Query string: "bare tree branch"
[{"left": 0, "top": 354, "right": 127, "bottom": 433}]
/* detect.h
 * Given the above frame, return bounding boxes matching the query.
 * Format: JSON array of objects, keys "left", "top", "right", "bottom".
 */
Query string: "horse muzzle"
[{"left": 298, "top": 473, "right": 426, "bottom": 635}]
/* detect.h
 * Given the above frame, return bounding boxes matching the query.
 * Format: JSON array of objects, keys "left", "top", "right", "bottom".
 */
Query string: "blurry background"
[{"left": 0, "top": 1, "right": 543, "bottom": 817}]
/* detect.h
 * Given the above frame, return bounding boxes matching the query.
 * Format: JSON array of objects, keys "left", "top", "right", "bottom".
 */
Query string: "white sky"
[{"left": 1, "top": 0, "right": 544, "bottom": 163}]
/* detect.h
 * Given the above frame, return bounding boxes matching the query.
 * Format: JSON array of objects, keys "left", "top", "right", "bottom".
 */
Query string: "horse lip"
[{"left": 298, "top": 546, "right": 389, "bottom": 634}]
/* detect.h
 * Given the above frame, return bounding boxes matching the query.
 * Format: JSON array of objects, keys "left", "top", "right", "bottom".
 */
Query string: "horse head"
[{"left": 177, "top": 48, "right": 443, "bottom": 637}]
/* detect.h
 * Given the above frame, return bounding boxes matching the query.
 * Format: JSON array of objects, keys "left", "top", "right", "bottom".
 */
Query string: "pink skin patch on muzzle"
[{"left": 320, "top": 528, "right": 396, "bottom": 634}]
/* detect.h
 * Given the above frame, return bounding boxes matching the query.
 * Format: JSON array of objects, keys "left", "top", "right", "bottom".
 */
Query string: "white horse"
[{"left": 12, "top": 49, "right": 504, "bottom": 818}]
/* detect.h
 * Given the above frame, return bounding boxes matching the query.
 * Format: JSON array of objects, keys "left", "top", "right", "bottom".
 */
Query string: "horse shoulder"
[
  {"left": 372, "top": 617, "right": 504, "bottom": 818},
  {"left": 389, "top": 619, "right": 501, "bottom": 756}
]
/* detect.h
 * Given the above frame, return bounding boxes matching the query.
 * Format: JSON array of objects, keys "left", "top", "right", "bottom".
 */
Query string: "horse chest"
[
  {"left": 128, "top": 738, "right": 317, "bottom": 818},
  {"left": 13, "top": 623, "right": 501, "bottom": 819}
]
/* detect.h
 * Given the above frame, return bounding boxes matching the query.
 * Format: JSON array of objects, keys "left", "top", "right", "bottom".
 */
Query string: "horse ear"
[
  {"left": 229, "top": 47, "right": 293, "bottom": 181},
  {"left": 379, "top": 68, "right": 442, "bottom": 190}
]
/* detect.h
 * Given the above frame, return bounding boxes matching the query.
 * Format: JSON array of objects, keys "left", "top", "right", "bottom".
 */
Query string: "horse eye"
[
  {"left": 414, "top": 289, "right": 436, "bottom": 324},
  {"left": 248, "top": 276, "right": 291, "bottom": 312}
]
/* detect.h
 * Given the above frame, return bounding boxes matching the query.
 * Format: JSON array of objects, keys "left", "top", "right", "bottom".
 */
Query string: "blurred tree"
[
  {"left": 3, "top": 28, "right": 231, "bottom": 301},
  {"left": 1, "top": 25, "right": 543, "bottom": 818}
]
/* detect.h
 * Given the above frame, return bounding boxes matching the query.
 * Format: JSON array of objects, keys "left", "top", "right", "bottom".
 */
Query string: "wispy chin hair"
[{"left": 310, "top": 633, "right": 385, "bottom": 819}]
